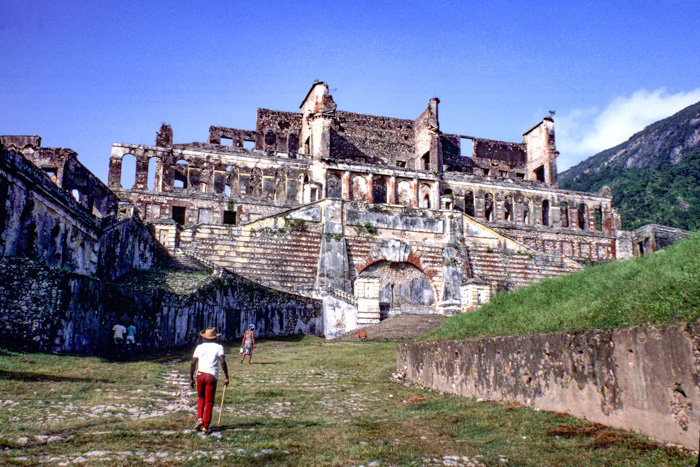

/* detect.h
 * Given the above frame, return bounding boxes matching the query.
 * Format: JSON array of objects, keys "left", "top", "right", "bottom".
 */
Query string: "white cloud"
[{"left": 556, "top": 88, "right": 700, "bottom": 171}]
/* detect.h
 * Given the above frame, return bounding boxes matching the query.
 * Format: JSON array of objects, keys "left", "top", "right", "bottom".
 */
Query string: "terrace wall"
[{"left": 397, "top": 323, "right": 700, "bottom": 450}]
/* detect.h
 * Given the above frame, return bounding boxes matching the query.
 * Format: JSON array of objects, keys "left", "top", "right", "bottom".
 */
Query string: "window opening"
[
  {"left": 484, "top": 193, "right": 494, "bottom": 221},
  {"left": 535, "top": 165, "right": 546, "bottom": 183},
  {"left": 396, "top": 160, "right": 406, "bottom": 168},
  {"left": 243, "top": 140, "right": 255, "bottom": 150},
  {"left": 542, "top": 200, "right": 550, "bottom": 226},
  {"left": 578, "top": 203, "right": 587, "bottom": 229},
  {"left": 460, "top": 138, "right": 474, "bottom": 157},
  {"left": 372, "top": 177, "right": 387, "bottom": 204},
  {"left": 287, "top": 133, "right": 299, "bottom": 153},
  {"left": 464, "top": 191, "right": 474, "bottom": 216},
  {"left": 595, "top": 206, "right": 603, "bottom": 231},
  {"left": 326, "top": 174, "right": 342, "bottom": 198},
  {"left": 120, "top": 154, "right": 137, "bottom": 189},
  {"left": 220, "top": 137, "right": 233, "bottom": 146},
  {"left": 174, "top": 159, "right": 188, "bottom": 189},
  {"left": 504, "top": 196, "right": 513, "bottom": 222},
  {"left": 422, "top": 152, "right": 430, "bottom": 171},
  {"left": 560, "top": 202, "right": 569, "bottom": 228},
  {"left": 264, "top": 131, "right": 276, "bottom": 148},
  {"left": 43, "top": 167, "right": 58, "bottom": 182},
  {"left": 172, "top": 206, "right": 186, "bottom": 225},
  {"left": 251, "top": 168, "right": 263, "bottom": 198},
  {"left": 223, "top": 210, "right": 237, "bottom": 225},
  {"left": 274, "top": 170, "right": 286, "bottom": 202},
  {"left": 147, "top": 157, "right": 157, "bottom": 190},
  {"left": 523, "top": 200, "right": 531, "bottom": 224}
]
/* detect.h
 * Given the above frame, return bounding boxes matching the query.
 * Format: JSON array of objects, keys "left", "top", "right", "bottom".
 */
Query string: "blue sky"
[{"left": 2, "top": 0, "right": 699, "bottom": 183}]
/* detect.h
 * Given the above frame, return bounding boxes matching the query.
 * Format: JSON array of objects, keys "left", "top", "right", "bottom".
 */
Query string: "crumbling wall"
[
  {"left": 97, "top": 216, "right": 170, "bottom": 281},
  {"left": 397, "top": 323, "right": 700, "bottom": 450},
  {"left": 0, "top": 145, "right": 101, "bottom": 275},
  {"left": 0, "top": 146, "right": 169, "bottom": 279},
  {"left": 330, "top": 111, "right": 415, "bottom": 166},
  {"left": 0, "top": 256, "right": 324, "bottom": 355}
]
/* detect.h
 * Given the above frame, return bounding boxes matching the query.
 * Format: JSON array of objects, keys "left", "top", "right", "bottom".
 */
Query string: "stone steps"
[
  {"left": 333, "top": 312, "right": 447, "bottom": 341},
  {"left": 181, "top": 228, "right": 322, "bottom": 289}
]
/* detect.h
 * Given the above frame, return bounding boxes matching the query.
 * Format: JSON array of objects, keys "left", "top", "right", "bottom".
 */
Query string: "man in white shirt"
[
  {"left": 112, "top": 323, "right": 127, "bottom": 344},
  {"left": 189, "top": 327, "right": 229, "bottom": 433}
]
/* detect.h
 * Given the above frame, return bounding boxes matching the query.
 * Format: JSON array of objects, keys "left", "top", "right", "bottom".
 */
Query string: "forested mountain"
[{"left": 559, "top": 101, "right": 700, "bottom": 231}]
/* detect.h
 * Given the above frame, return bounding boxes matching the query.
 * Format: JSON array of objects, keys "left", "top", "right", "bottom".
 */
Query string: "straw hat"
[{"left": 199, "top": 327, "right": 220, "bottom": 340}]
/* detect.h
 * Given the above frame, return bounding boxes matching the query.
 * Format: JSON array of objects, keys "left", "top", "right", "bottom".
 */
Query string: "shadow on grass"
[
  {"left": 212, "top": 421, "right": 265, "bottom": 432},
  {"left": 0, "top": 369, "right": 111, "bottom": 383}
]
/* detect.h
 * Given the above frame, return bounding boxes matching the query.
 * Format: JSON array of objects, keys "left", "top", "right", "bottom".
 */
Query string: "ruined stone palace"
[{"left": 1, "top": 82, "right": 687, "bottom": 341}]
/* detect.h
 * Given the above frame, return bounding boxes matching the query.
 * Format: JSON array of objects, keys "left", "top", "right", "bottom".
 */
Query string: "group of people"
[
  {"left": 111, "top": 321, "right": 137, "bottom": 357},
  {"left": 110, "top": 319, "right": 256, "bottom": 433},
  {"left": 189, "top": 324, "right": 256, "bottom": 434}
]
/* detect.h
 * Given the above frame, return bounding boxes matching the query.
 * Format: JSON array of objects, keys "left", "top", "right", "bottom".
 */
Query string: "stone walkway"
[
  {"left": 333, "top": 312, "right": 447, "bottom": 341},
  {"left": 2, "top": 338, "right": 488, "bottom": 466}
]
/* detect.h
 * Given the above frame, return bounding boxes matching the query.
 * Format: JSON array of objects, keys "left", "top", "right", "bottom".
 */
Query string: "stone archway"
[{"left": 357, "top": 261, "right": 435, "bottom": 317}]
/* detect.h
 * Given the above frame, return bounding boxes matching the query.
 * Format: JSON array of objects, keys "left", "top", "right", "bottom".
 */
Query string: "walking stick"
[{"left": 218, "top": 384, "right": 227, "bottom": 425}]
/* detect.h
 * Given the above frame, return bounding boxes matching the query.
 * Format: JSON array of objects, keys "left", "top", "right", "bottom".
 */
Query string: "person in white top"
[
  {"left": 112, "top": 323, "right": 127, "bottom": 345},
  {"left": 189, "top": 327, "right": 229, "bottom": 433}
]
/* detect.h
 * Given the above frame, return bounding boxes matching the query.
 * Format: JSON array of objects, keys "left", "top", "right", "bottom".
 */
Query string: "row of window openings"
[
  {"left": 119, "top": 154, "right": 539, "bottom": 195},
  {"left": 169, "top": 206, "right": 237, "bottom": 226},
  {"left": 454, "top": 196, "right": 603, "bottom": 230}
]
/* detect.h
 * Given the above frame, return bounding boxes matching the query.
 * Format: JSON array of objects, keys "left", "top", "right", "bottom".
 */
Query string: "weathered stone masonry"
[
  {"left": 0, "top": 256, "right": 322, "bottom": 354},
  {"left": 397, "top": 323, "right": 700, "bottom": 450}
]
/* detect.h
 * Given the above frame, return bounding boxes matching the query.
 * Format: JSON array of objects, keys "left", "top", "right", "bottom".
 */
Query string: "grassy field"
[
  {"left": 427, "top": 231, "right": 700, "bottom": 341},
  {"left": 0, "top": 337, "right": 694, "bottom": 466}
]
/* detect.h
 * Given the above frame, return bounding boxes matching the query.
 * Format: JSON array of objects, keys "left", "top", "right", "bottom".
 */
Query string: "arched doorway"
[{"left": 357, "top": 260, "right": 435, "bottom": 317}]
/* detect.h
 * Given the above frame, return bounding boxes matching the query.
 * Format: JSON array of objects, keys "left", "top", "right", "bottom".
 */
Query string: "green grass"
[
  {"left": 426, "top": 231, "right": 700, "bottom": 341},
  {"left": 0, "top": 338, "right": 695, "bottom": 465}
]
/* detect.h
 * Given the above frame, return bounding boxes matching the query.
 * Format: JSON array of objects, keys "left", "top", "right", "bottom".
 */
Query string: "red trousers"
[{"left": 196, "top": 372, "right": 218, "bottom": 428}]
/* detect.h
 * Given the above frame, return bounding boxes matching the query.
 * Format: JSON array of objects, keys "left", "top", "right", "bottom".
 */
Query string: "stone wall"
[
  {"left": 397, "top": 323, "right": 700, "bottom": 450},
  {"left": 0, "top": 145, "right": 168, "bottom": 279},
  {"left": 0, "top": 256, "right": 323, "bottom": 355}
]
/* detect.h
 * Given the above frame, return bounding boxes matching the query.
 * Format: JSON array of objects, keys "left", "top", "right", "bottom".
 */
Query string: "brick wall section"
[{"left": 397, "top": 323, "right": 700, "bottom": 450}]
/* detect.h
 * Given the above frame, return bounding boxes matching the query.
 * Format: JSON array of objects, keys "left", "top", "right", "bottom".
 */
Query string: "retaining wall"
[
  {"left": 0, "top": 256, "right": 323, "bottom": 355},
  {"left": 397, "top": 323, "right": 700, "bottom": 450}
]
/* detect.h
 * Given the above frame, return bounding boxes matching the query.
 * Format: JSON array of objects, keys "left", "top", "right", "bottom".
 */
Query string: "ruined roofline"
[
  {"left": 447, "top": 133, "right": 525, "bottom": 149},
  {"left": 442, "top": 172, "right": 614, "bottom": 201},
  {"left": 257, "top": 106, "right": 417, "bottom": 127},
  {"left": 523, "top": 116, "right": 554, "bottom": 136},
  {"left": 334, "top": 110, "right": 415, "bottom": 126},
  {"left": 0, "top": 135, "right": 42, "bottom": 149},
  {"left": 299, "top": 81, "right": 329, "bottom": 109},
  {"left": 111, "top": 141, "right": 312, "bottom": 166}
]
